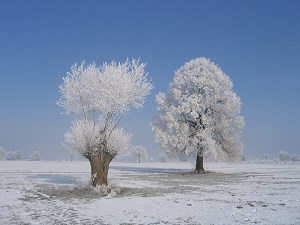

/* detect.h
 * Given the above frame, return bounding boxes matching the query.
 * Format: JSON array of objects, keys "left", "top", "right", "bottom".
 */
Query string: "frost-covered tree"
[
  {"left": 58, "top": 59, "right": 153, "bottom": 186},
  {"left": 131, "top": 145, "right": 149, "bottom": 163},
  {"left": 151, "top": 57, "right": 244, "bottom": 172},
  {"left": 29, "top": 151, "right": 41, "bottom": 161},
  {"left": 0, "top": 146, "right": 7, "bottom": 160},
  {"left": 279, "top": 151, "right": 290, "bottom": 162},
  {"left": 6, "top": 150, "right": 23, "bottom": 160},
  {"left": 6, "top": 151, "right": 15, "bottom": 160},
  {"left": 14, "top": 150, "right": 23, "bottom": 160},
  {"left": 291, "top": 154, "right": 299, "bottom": 163}
]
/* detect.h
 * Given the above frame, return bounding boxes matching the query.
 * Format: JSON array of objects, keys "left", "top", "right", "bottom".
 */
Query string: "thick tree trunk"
[
  {"left": 89, "top": 151, "right": 113, "bottom": 186},
  {"left": 195, "top": 151, "right": 205, "bottom": 173}
]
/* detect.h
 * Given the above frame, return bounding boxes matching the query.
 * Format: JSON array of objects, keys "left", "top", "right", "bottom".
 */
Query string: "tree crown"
[
  {"left": 152, "top": 57, "right": 244, "bottom": 161},
  {"left": 59, "top": 59, "right": 153, "bottom": 158},
  {"left": 58, "top": 59, "right": 153, "bottom": 115}
]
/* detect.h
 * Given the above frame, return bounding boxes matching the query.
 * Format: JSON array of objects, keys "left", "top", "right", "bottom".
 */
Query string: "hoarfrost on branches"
[
  {"left": 151, "top": 57, "right": 244, "bottom": 171},
  {"left": 64, "top": 119, "right": 131, "bottom": 158},
  {"left": 58, "top": 59, "right": 153, "bottom": 115},
  {"left": 58, "top": 58, "right": 153, "bottom": 186}
]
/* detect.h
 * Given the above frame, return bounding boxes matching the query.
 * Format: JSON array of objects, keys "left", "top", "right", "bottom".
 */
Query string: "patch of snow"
[{"left": 0, "top": 161, "right": 299, "bottom": 224}]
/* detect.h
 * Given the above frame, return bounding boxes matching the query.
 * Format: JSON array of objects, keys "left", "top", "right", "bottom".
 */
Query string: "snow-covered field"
[{"left": 0, "top": 161, "right": 299, "bottom": 225}]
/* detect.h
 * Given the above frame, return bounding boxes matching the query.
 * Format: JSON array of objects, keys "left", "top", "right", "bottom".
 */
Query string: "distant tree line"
[
  {"left": 278, "top": 150, "right": 299, "bottom": 163},
  {"left": 0, "top": 146, "right": 41, "bottom": 161},
  {"left": 237, "top": 150, "right": 299, "bottom": 164}
]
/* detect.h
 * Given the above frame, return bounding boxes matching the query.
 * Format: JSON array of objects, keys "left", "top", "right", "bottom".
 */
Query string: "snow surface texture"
[{"left": 0, "top": 161, "right": 299, "bottom": 225}]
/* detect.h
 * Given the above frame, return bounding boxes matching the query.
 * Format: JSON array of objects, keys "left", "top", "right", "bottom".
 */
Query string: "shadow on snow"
[
  {"left": 30, "top": 174, "right": 80, "bottom": 185},
  {"left": 110, "top": 165, "right": 193, "bottom": 174}
]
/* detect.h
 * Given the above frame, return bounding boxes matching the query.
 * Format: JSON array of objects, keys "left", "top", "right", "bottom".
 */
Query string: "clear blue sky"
[{"left": 0, "top": 0, "right": 299, "bottom": 160}]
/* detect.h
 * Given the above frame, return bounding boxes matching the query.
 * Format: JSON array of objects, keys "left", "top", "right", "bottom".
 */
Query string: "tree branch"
[{"left": 108, "top": 111, "right": 124, "bottom": 138}]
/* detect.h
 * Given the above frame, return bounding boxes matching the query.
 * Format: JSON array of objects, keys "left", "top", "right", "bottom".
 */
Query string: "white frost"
[
  {"left": 58, "top": 59, "right": 153, "bottom": 158},
  {"left": 151, "top": 57, "right": 244, "bottom": 162}
]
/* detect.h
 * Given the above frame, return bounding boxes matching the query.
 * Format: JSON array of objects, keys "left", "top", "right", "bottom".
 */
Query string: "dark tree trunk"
[
  {"left": 89, "top": 151, "right": 113, "bottom": 186},
  {"left": 195, "top": 151, "right": 205, "bottom": 173}
]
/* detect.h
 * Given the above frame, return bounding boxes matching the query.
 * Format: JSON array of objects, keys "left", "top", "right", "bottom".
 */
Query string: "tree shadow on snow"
[
  {"left": 30, "top": 174, "right": 80, "bottom": 185},
  {"left": 110, "top": 165, "right": 193, "bottom": 174}
]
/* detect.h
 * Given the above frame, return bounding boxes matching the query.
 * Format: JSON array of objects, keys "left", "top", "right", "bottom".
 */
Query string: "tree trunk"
[
  {"left": 195, "top": 151, "right": 205, "bottom": 173},
  {"left": 89, "top": 151, "right": 113, "bottom": 186}
]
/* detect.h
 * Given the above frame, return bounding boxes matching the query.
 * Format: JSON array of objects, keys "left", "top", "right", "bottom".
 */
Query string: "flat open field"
[{"left": 0, "top": 161, "right": 299, "bottom": 225}]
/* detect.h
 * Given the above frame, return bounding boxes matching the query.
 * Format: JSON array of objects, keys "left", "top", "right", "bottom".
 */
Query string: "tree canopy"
[
  {"left": 151, "top": 57, "right": 244, "bottom": 171},
  {"left": 58, "top": 59, "right": 153, "bottom": 185}
]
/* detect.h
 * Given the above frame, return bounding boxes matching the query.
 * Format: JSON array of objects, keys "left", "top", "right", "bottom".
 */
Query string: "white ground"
[{"left": 0, "top": 161, "right": 299, "bottom": 225}]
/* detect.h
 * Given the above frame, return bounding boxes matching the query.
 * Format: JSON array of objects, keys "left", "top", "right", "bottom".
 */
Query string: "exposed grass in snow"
[{"left": 0, "top": 161, "right": 299, "bottom": 225}]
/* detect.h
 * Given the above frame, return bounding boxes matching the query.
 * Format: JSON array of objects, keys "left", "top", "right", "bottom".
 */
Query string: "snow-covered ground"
[{"left": 0, "top": 161, "right": 299, "bottom": 225}]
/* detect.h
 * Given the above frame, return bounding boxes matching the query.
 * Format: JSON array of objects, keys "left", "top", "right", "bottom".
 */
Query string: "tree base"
[{"left": 194, "top": 169, "right": 206, "bottom": 174}]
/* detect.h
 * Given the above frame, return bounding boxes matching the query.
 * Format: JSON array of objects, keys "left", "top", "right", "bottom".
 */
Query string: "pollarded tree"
[
  {"left": 64, "top": 119, "right": 131, "bottom": 183},
  {"left": 151, "top": 57, "right": 244, "bottom": 172},
  {"left": 58, "top": 59, "right": 153, "bottom": 186},
  {"left": 131, "top": 145, "right": 149, "bottom": 163}
]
